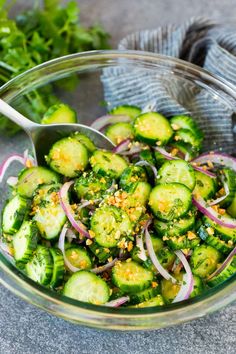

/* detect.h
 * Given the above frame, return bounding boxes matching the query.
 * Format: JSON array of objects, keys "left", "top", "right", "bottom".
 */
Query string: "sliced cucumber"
[
  {"left": 166, "top": 234, "right": 201, "bottom": 250},
  {"left": 112, "top": 260, "right": 153, "bottom": 293},
  {"left": 190, "top": 275, "right": 204, "bottom": 298},
  {"left": 105, "top": 122, "right": 134, "bottom": 145},
  {"left": 129, "top": 286, "right": 160, "bottom": 305},
  {"left": 41, "top": 103, "right": 77, "bottom": 124},
  {"left": 110, "top": 105, "right": 141, "bottom": 119},
  {"left": 72, "top": 132, "right": 96, "bottom": 153},
  {"left": 89, "top": 241, "right": 118, "bottom": 263},
  {"left": 74, "top": 171, "right": 112, "bottom": 200},
  {"left": 90, "top": 150, "right": 128, "bottom": 179},
  {"left": 91, "top": 205, "right": 132, "bottom": 248},
  {"left": 63, "top": 270, "right": 110, "bottom": 305},
  {"left": 170, "top": 141, "right": 198, "bottom": 160},
  {"left": 193, "top": 170, "right": 217, "bottom": 200},
  {"left": 119, "top": 165, "right": 147, "bottom": 191},
  {"left": 227, "top": 193, "right": 236, "bottom": 218},
  {"left": 33, "top": 184, "right": 66, "bottom": 240},
  {"left": 17, "top": 167, "right": 60, "bottom": 198},
  {"left": 131, "top": 294, "right": 165, "bottom": 307},
  {"left": 156, "top": 247, "right": 176, "bottom": 270},
  {"left": 203, "top": 216, "right": 236, "bottom": 242},
  {"left": 154, "top": 212, "right": 196, "bottom": 237},
  {"left": 46, "top": 137, "right": 89, "bottom": 178},
  {"left": 170, "top": 115, "right": 203, "bottom": 140},
  {"left": 13, "top": 220, "right": 38, "bottom": 264},
  {"left": 174, "top": 128, "right": 202, "bottom": 150},
  {"left": 220, "top": 168, "right": 236, "bottom": 208},
  {"left": 26, "top": 245, "right": 53, "bottom": 285},
  {"left": 208, "top": 256, "right": 236, "bottom": 287},
  {"left": 157, "top": 159, "right": 196, "bottom": 191},
  {"left": 49, "top": 248, "right": 65, "bottom": 288},
  {"left": 134, "top": 112, "right": 173, "bottom": 145},
  {"left": 161, "top": 272, "right": 183, "bottom": 303},
  {"left": 65, "top": 246, "right": 92, "bottom": 270},
  {"left": 149, "top": 183, "right": 192, "bottom": 221},
  {"left": 198, "top": 225, "right": 234, "bottom": 254},
  {"left": 2, "top": 195, "right": 29, "bottom": 234},
  {"left": 190, "top": 244, "right": 222, "bottom": 278}
]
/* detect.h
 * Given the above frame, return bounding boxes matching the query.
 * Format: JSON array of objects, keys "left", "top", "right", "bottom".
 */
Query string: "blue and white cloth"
[{"left": 102, "top": 18, "right": 236, "bottom": 153}]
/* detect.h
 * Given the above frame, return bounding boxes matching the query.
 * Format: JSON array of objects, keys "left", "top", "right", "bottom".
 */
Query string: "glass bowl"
[{"left": 0, "top": 50, "right": 235, "bottom": 331}]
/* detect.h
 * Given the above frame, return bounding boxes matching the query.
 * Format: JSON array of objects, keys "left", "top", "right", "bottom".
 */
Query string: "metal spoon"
[{"left": 0, "top": 99, "right": 114, "bottom": 165}]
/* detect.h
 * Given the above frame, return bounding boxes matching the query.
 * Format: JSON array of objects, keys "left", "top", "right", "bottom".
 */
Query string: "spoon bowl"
[{"left": 0, "top": 99, "right": 114, "bottom": 165}]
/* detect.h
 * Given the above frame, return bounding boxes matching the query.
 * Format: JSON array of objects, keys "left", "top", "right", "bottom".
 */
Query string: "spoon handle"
[{"left": 0, "top": 98, "right": 38, "bottom": 132}]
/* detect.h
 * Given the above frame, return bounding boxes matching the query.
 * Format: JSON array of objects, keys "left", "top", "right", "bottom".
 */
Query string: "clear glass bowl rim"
[{"left": 0, "top": 49, "right": 235, "bottom": 330}]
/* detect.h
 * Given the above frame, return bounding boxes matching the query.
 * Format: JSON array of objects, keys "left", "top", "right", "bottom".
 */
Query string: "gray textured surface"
[{"left": 0, "top": 0, "right": 236, "bottom": 353}]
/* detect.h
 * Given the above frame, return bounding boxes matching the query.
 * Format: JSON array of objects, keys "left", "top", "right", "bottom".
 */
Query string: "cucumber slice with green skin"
[
  {"left": 157, "top": 159, "right": 196, "bottom": 191},
  {"left": 149, "top": 183, "right": 192, "bottom": 221},
  {"left": 174, "top": 128, "right": 202, "bottom": 150},
  {"left": 72, "top": 132, "right": 96, "bottom": 153},
  {"left": 154, "top": 150, "right": 168, "bottom": 168},
  {"left": 193, "top": 170, "right": 217, "bottom": 200},
  {"left": 16, "top": 167, "right": 60, "bottom": 198},
  {"left": 110, "top": 105, "right": 141, "bottom": 119},
  {"left": 119, "top": 165, "right": 147, "bottom": 191},
  {"left": 91, "top": 205, "right": 132, "bottom": 248},
  {"left": 227, "top": 192, "right": 236, "bottom": 218},
  {"left": 134, "top": 112, "right": 173, "bottom": 145},
  {"left": 161, "top": 273, "right": 203, "bottom": 303},
  {"left": 2, "top": 195, "right": 30, "bottom": 234},
  {"left": 143, "top": 247, "right": 176, "bottom": 273},
  {"left": 131, "top": 294, "right": 165, "bottom": 307},
  {"left": 13, "top": 220, "right": 38, "bottom": 264},
  {"left": 150, "top": 234, "right": 164, "bottom": 253},
  {"left": 26, "top": 245, "right": 53, "bottom": 285},
  {"left": 166, "top": 234, "right": 201, "bottom": 250},
  {"left": 33, "top": 184, "right": 66, "bottom": 240},
  {"left": 90, "top": 150, "right": 128, "bottom": 179},
  {"left": 89, "top": 241, "right": 118, "bottom": 263},
  {"left": 198, "top": 225, "right": 234, "bottom": 254},
  {"left": 41, "top": 104, "right": 77, "bottom": 124},
  {"left": 190, "top": 275, "right": 204, "bottom": 298},
  {"left": 49, "top": 248, "right": 65, "bottom": 288},
  {"left": 112, "top": 260, "right": 153, "bottom": 293},
  {"left": 170, "top": 115, "right": 203, "bottom": 140},
  {"left": 154, "top": 212, "right": 196, "bottom": 237},
  {"left": 105, "top": 122, "right": 134, "bottom": 145},
  {"left": 190, "top": 244, "right": 222, "bottom": 279},
  {"left": 139, "top": 150, "right": 156, "bottom": 166},
  {"left": 131, "top": 234, "right": 163, "bottom": 263},
  {"left": 74, "top": 172, "right": 112, "bottom": 200},
  {"left": 203, "top": 216, "right": 236, "bottom": 242},
  {"left": 170, "top": 141, "right": 198, "bottom": 160},
  {"left": 65, "top": 246, "right": 92, "bottom": 270},
  {"left": 220, "top": 168, "right": 236, "bottom": 208},
  {"left": 129, "top": 286, "right": 160, "bottom": 305},
  {"left": 208, "top": 255, "right": 236, "bottom": 287},
  {"left": 46, "top": 137, "right": 89, "bottom": 178},
  {"left": 63, "top": 270, "right": 110, "bottom": 305}
]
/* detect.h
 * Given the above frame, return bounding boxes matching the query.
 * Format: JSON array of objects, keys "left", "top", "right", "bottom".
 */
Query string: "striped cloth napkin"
[{"left": 102, "top": 18, "right": 236, "bottom": 153}]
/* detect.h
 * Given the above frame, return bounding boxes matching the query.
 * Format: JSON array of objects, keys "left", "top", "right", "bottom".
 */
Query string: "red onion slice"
[
  {"left": 58, "top": 224, "right": 81, "bottom": 273},
  {"left": 192, "top": 196, "right": 236, "bottom": 229},
  {"left": 135, "top": 160, "right": 158, "bottom": 179},
  {"left": 6, "top": 176, "right": 18, "bottom": 186},
  {"left": 0, "top": 154, "right": 25, "bottom": 183},
  {"left": 136, "top": 235, "right": 147, "bottom": 261},
  {"left": 193, "top": 152, "right": 236, "bottom": 172},
  {"left": 112, "top": 138, "right": 131, "bottom": 153},
  {"left": 145, "top": 220, "right": 177, "bottom": 283},
  {"left": 155, "top": 147, "right": 216, "bottom": 178},
  {"left": 172, "top": 250, "right": 194, "bottom": 303},
  {"left": 59, "top": 181, "right": 91, "bottom": 238},
  {"left": 105, "top": 296, "right": 130, "bottom": 307},
  {"left": 207, "top": 247, "right": 236, "bottom": 281},
  {"left": 91, "top": 258, "right": 118, "bottom": 274},
  {"left": 91, "top": 114, "right": 131, "bottom": 131}
]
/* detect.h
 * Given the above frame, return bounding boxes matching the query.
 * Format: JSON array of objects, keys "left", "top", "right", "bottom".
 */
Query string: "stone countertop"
[{"left": 0, "top": 1, "right": 235, "bottom": 353}]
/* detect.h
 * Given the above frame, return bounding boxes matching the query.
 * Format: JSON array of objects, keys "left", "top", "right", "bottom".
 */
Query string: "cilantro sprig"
[{"left": 0, "top": 0, "right": 110, "bottom": 135}]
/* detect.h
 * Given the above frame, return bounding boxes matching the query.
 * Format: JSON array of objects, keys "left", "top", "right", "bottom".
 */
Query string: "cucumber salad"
[{"left": 0, "top": 103, "right": 236, "bottom": 308}]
